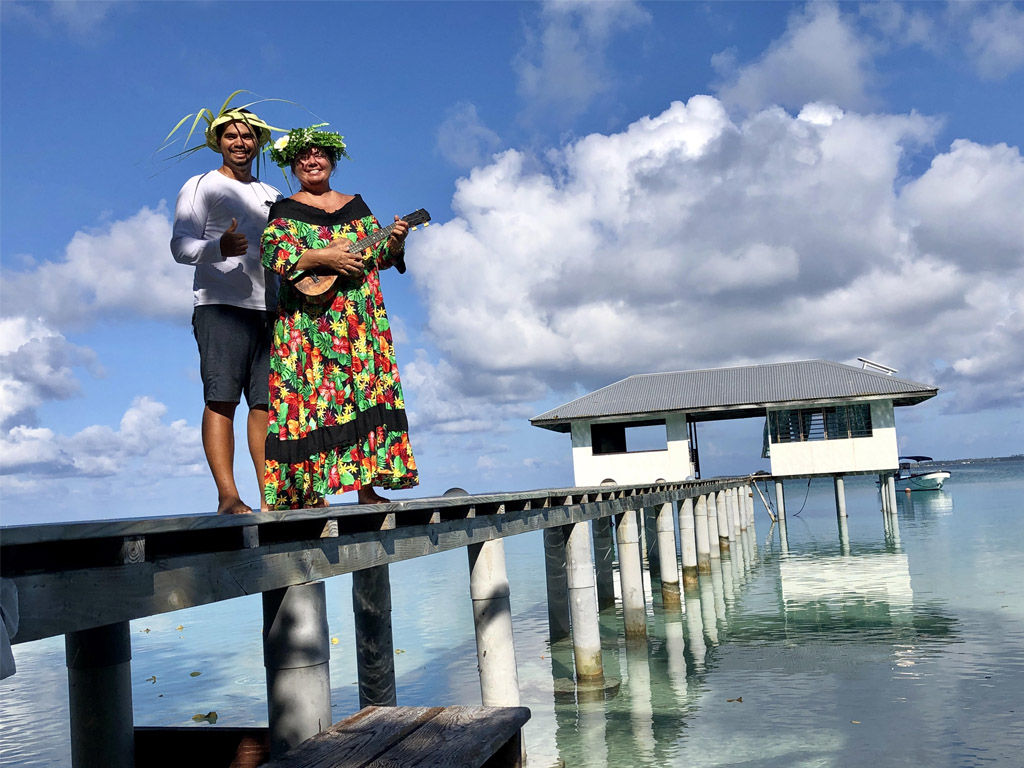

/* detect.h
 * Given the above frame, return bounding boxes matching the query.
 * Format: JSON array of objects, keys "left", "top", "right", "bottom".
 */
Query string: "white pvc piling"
[
  {"left": 615, "top": 509, "right": 648, "bottom": 641},
  {"left": 564, "top": 521, "right": 605, "bottom": 682},
  {"left": 655, "top": 502, "right": 681, "bottom": 607},
  {"left": 468, "top": 539, "right": 522, "bottom": 708},
  {"left": 679, "top": 497, "right": 699, "bottom": 587}
]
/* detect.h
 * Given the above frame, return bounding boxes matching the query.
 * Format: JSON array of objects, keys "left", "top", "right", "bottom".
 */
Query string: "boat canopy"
[{"left": 899, "top": 455, "right": 933, "bottom": 462}]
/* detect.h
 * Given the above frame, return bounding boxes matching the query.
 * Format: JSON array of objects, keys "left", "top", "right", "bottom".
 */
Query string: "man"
[{"left": 171, "top": 108, "right": 281, "bottom": 514}]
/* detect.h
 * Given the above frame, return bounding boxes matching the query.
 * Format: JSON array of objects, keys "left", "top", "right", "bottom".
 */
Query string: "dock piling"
[
  {"left": 543, "top": 526, "right": 572, "bottom": 642},
  {"left": 655, "top": 501, "right": 681, "bottom": 607},
  {"left": 352, "top": 564, "right": 397, "bottom": 707},
  {"left": 591, "top": 516, "right": 617, "bottom": 610},
  {"left": 679, "top": 497, "right": 699, "bottom": 587},
  {"left": 564, "top": 520, "right": 605, "bottom": 682},
  {"left": 468, "top": 539, "right": 522, "bottom": 708},
  {"left": 615, "top": 509, "right": 648, "bottom": 641},
  {"left": 66, "top": 621, "right": 135, "bottom": 768},
  {"left": 263, "top": 582, "right": 332, "bottom": 758}
]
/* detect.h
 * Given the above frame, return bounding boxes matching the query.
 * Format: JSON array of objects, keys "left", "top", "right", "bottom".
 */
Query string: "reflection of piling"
[
  {"left": 709, "top": 558, "right": 728, "bottom": 634},
  {"left": 778, "top": 514, "right": 790, "bottom": 555},
  {"left": 683, "top": 587, "right": 707, "bottom": 669},
  {"left": 468, "top": 539, "right": 522, "bottom": 708},
  {"left": 543, "top": 527, "right": 571, "bottom": 642},
  {"left": 592, "top": 516, "right": 617, "bottom": 610},
  {"left": 565, "top": 520, "right": 605, "bottom": 682},
  {"left": 680, "top": 497, "right": 700, "bottom": 587},
  {"left": 698, "top": 570, "right": 719, "bottom": 645},
  {"left": 616, "top": 509, "right": 648, "bottom": 642},
  {"left": 624, "top": 644, "right": 655, "bottom": 760},
  {"left": 656, "top": 502, "right": 681, "bottom": 607},
  {"left": 66, "top": 622, "right": 134, "bottom": 768},
  {"left": 263, "top": 582, "right": 332, "bottom": 757},
  {"left": 353, "top": 564, "right": 397, "bottom": 706},
  {"left": 838, "top": 513, "right": 851, "bottom": 555}
]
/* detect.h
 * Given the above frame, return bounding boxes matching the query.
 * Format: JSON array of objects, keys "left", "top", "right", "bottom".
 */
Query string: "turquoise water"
[{"left": 2, "top": 458, "right": 1022, "bottom": 766}]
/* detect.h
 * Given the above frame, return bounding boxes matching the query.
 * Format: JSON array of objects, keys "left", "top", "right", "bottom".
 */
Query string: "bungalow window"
[
  {"left": 591, "top": 420, "right": 668, "bottom": 454},
  {"left": 768, "top": 404, "right": 872, "bottom": 444}
]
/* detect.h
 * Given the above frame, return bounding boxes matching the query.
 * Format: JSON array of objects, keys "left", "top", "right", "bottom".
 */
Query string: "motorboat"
[{"left": 894, "top": 456, "right": 951, "bottom": 491}]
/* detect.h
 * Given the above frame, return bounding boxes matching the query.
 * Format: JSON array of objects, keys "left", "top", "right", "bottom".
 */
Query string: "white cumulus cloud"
[
  {"left": 0, "top": 204, "right": 189, "bottom": 329},
  {"left": 408, "top": 95, "right": 1023, "bottom": 423}
]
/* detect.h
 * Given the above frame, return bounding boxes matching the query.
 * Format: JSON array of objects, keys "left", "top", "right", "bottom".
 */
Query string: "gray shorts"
[{"left": 191, "top": 305, "right": 273, "bottom": 408}]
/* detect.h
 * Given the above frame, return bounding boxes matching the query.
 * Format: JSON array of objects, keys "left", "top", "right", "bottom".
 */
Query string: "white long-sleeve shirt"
[{"left": 171, "top": 170, "right": 282, "bottom": 310}]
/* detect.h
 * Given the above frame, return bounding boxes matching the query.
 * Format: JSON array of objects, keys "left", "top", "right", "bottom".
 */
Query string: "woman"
[{"left": 261, "top": 124, "right": 417, "bottom": 509}]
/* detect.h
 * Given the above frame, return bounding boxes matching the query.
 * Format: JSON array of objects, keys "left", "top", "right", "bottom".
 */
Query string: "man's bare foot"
[
  {"left": 357, "top": 487, "right": 390, "bottom": 505},
  {"left": 218, "top": 496, "right": 253, "bottom": 515}
]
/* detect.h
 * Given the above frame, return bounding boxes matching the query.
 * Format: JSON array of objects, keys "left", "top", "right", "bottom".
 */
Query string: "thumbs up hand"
[{"left": 219, "top": 218, "right": 249, "bottom": 257}]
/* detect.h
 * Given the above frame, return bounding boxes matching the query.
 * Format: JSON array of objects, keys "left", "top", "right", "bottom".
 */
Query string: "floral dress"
[{"left": 261, "top": 195, "right": 418, "bottom": 509}]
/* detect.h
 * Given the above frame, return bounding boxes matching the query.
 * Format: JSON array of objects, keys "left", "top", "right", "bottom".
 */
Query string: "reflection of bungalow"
[{"left": 531, "top": 359, "right": 937, "bottom": 488}]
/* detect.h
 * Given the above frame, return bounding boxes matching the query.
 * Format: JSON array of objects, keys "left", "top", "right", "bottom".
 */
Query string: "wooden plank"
[
  {"left": 263, "top": 706, "right": 442, "bottom": 768},
  {"left": 366, "top": 706, "right": 530, "bottom": 768}
]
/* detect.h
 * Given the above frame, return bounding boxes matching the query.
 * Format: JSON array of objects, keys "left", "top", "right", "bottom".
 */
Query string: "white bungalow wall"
[
  {"left": 570, "top": 413, "right": 693, "bottom": 486},
  {"left": 767, "top": 399, "right": 899, "bottom": 477}
]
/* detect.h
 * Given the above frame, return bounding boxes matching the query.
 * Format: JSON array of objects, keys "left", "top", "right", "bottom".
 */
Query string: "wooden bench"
[{"left": 265, "top": 705, "right": 531, "bottom": 768}]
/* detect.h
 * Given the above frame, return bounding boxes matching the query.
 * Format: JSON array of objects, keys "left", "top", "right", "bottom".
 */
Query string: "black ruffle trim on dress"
[
  {"left": 265, "top": 403, "right": 409, "bottom": 465},
  {"left": 268, "top": 195, "right": 372, "bottom": 226}
]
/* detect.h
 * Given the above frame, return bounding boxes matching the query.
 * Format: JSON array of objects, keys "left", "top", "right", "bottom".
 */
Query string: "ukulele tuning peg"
[
  {"left": 411, "top": 226, "right": 417, "bottom": 231},
  {"left": 423, "top": 222, "right": 430, "bottom": 227}
]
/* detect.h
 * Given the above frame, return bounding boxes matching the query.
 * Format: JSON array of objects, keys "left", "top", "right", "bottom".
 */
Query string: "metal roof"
[{"left": 531, "top": 359, "right": 938, "bottom": 432}]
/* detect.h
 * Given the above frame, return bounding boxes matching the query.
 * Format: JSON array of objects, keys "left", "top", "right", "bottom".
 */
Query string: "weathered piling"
[
  {"left": 745, "top": 483, "right": 756, "bottom": 532},
  {"left": 352, "top": 564, "right": 397, "bottom": 707},
  {"left": 694, "top": 494, "right": 711, "bottom": 571},
  {"left": 655, "top": 501, "right": 681, "bottom": 607},
  {"left": 564, "top": 520, "right": 605, "bottom": 682},
  {"left": 643, "top": 506, "right": 660, "bottom": 572},
  {"left": 66, "top": 622, "right": 134, "bottom": 768},
  {"left": 775, "top": 479, "right": 787, "bottom": 520},
  {"left": 730, "top": 487, "right": 743, "bottom": 535},
  {"left": 263, "top": 582, "right": 332, "bottom": 757},
  {"left": 887, "top": 474, "right": 899, "bottom": 515},
  {"left": 679, "top": 497, "right": 699, "bottom": 587},
  {"left": 543, "top": 526, "right": 572, "bottom": 642},
  {"left": 468, "top": 539, "right": 522, "bottom": 708},
  {"left": 834, "top": 475, "right": 848, "bottom": 518},
  {"left": 706, "top": 493, "right": 722, "bottom": 558},
  {"left": 616, "top": 509, "right": 648, "bottom": 641},
  {"left": 591, "top": 516, "right": 617, "bottom": 610},
  {"left": 716, "top": 490, "right": 732, "bottom": 549}
]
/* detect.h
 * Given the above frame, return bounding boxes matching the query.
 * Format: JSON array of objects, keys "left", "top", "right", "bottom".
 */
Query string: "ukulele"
[{"left": 290, "top": 208, "right": 431, "bottom": 301}]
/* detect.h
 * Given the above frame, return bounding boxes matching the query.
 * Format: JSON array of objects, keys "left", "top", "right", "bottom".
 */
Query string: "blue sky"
[{"left": 1, "top": 1, "right": 1022, "bottom": 525}]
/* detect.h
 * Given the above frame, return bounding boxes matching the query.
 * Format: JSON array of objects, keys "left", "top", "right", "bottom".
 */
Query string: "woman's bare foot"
[
  {"left": 218, "top": 495, "right": 253, "bottom": 515},
  {"left": 357, "top": 487, "right": 390, "bottom": 505}
]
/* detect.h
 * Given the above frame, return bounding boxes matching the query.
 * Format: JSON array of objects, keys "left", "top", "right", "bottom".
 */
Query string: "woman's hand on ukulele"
[{"left": 323, "top": 239, "right": 363, "bottom": 278}]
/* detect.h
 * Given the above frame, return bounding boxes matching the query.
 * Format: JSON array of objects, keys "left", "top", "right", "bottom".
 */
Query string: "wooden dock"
[{"left": 1, "top": 477, "right": 760, "bottom": 767}]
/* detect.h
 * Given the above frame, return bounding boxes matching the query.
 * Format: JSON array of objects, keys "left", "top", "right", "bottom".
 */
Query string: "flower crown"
[{"left": 270, "top": 124, "right": 350, "bottom": 167}]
